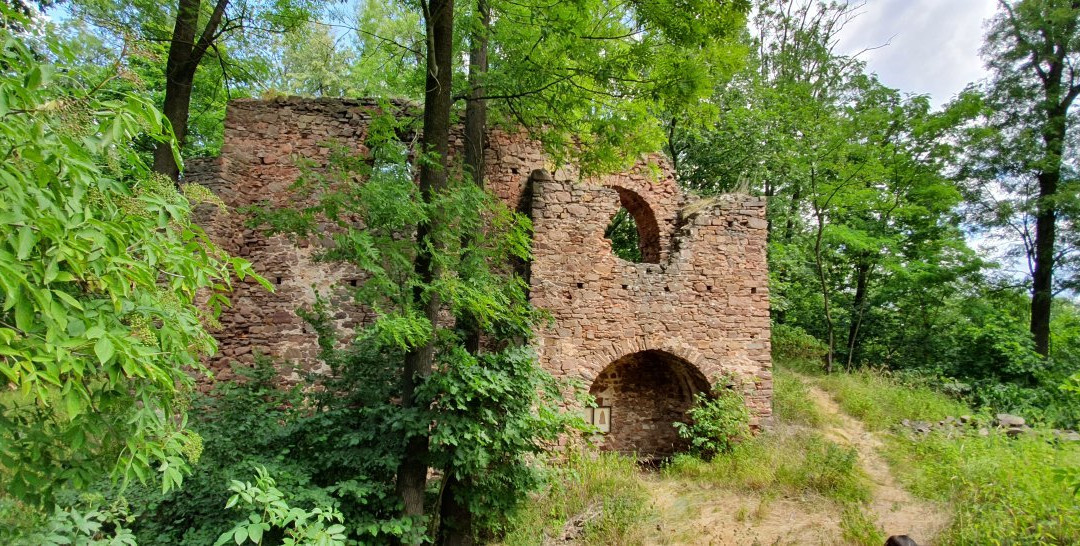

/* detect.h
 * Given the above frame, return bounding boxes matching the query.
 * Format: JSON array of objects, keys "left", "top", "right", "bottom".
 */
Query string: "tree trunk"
[
  {"left": 437, "top": 473, "right": 473, "bottom": 546},
  {"left": 1031, "top": 150, "right": 1060, "bottom": 357},
  {"left": 813, "top": 211, "right": 834, "bottom": 373},
  {"left": 439, "top": 1, "right": 485, "bottom": 543},
  {"left": 152, "top": 0, "right": 201, "bottom": 181},
  {"left": 457, "top": 0, "right": 489, "bottom": 355},
  {"left": 152, "top": 0, "right": 229, "bottom": 181},
  {"left": 396, "top": 0, "right": 455, "bottom": 528},
  {"left": 845, "top": 261, "right": 871, "bottom": 369}
]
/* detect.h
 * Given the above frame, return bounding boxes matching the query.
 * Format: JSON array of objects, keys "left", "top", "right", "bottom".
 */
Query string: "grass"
[
  {"left": 500, "top": 367, "right": 873, "bottom": 545},
  {"left": 814, "top": 368, "right": 972, "bottom": 431},
  {"left": 889, "top": 428, "right": 1080, "bottom": 544},
  {"left": 772, "top": 365, "right": 829, "bottom": 427},
  {"left": 662, "top": 366, "right": 870, "bottom": 505},
  {"left": 789, "top": 359, "right": 1080, "bottom": 544},
  {"left": 499, "top": 451, "right": 657, "bottom": 546},
  {"left": 506, "top": 359, "right": 1080, "bottom": 544},
  {"left": 662, "top": 428, "right": 870, "bottom": 505},
  {"left": 839, "top": 505, "right": 886, "bottom": 546}
]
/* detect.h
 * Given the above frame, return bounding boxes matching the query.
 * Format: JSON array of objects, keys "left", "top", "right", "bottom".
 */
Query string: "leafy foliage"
[
  {"left": 0, "top": 11, "right": 265, "bottom": 506},
  {"left": 216, "top": 467, "right": 346, "bottom": 546},
  {"left": 243, "top": 112, "right": 576, "bottom": 541},
  {"left": 603, "top": 208, "right": 641, "bottom": 263},
  {"left": 673, "top": 377, "right": 751, "bottom": 458}
]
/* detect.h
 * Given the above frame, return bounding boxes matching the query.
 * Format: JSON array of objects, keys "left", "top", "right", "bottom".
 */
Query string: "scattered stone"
[
  {"left": 1005, "top": 426, "right": 1031, "bottom": 438},
  {"left": 1052, "top": 429, "right": 1080, "bottom": 442},
  {"left": 978, "top": 428, "right": 989, "bottom": 437},
  {"left": 959, "top": 415, "right": 973, "bottom": 424},
  {"left": 995, "top": 413, "right": 1025, "bottom": 427}
]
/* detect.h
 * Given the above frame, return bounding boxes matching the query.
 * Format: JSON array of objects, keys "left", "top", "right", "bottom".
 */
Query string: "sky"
[{"left": 836, "top": 0, "right": 1000, "bottom": 108}]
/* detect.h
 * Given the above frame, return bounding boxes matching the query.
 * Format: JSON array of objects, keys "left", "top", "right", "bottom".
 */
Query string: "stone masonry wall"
[{"left": 189, "top": 97, "right": 772, "bottom": 454}]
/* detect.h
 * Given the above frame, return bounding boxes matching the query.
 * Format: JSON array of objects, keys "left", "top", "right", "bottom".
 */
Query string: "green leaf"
[
  {"left": 64, "top": 385, "right": 84, "bottom": 418},
  {"left": 233, "top": 526, "right": 248, "bottom": 545},
  {"left": 94, "top": 336, "right": 115, "bottom": 365},
  {"left": 15, "top": 227, "right": 34, "bottom": 260},
  {"left": 247, "top": 524, "right": 263, "bottom": 544}
]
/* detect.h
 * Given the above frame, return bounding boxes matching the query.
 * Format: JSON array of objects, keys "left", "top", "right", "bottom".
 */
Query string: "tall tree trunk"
[
  {"left": 809, "top": 165, "right": 834, "bottom": 373},
  {"left": 1030, "top": 97, "right": 1067, "bottom": 357},
  {"left": 845, "top": 261, "right": 871, "bottom": 369},
  {"left": 438, "top": 1, "right": 485, "bottom": 543},
  {"left": 813, "top": 210, "right": 834, "bottom": 373},
  {"left": 396, "top": 0, "right": 455, "bottom": 528},
  {"left": 152, "top": 0, "right": 229, "bottom": 181}
]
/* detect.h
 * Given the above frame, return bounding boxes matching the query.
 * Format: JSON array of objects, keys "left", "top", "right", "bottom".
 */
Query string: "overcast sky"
[{"left": 836, "top": 0, "right": 1000, "bottom": 108}]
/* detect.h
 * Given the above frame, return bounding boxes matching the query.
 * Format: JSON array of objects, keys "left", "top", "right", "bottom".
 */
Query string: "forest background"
[{"left": 2, "top": 0, "right": 1080, "bottom": 544}]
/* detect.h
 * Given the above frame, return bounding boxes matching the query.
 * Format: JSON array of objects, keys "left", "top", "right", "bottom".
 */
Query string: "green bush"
[
  {"left": 771, "top": 324, "right": 829, "bottom": 364},
  {"left": 673, "top": 379, "right": 751, "bottom": 458}
]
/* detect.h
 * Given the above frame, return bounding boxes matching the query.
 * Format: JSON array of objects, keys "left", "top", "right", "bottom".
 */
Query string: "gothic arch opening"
[
  {"left": 587, "top": 350, "right": 710, "bottom": 457},
  {"left": 604, "top": 187, "right": 661, "bottom": 263}
]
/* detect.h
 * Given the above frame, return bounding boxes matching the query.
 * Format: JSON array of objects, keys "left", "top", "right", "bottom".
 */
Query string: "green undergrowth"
[
  {"left": 501, "top": 368, "right": 873, "bottom": 544},
  {"left": 772, "top": 366, "right": 829, "bottom": 428},
  {"left": 663, "top": 365, "right": 867, "bottom": 504},
  {"left": 815, "top": 368, "right": 973, "bottom": 431},
  {"left": 499, "top": 451, "right": 657, "bottom": 546},
  {"left": 662, "top": 427, "right": 869, "bottom": 505},
  {"left": 792, "top": 359, "right": 1080, "bottom": 544}
]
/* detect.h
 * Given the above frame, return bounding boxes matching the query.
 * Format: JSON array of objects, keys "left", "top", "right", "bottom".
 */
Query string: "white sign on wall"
[{"left": 584, "top": 406, "right": 611, "bottom": 433}]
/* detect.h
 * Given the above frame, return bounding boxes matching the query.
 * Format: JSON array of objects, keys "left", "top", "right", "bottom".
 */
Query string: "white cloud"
[{"left": 837, "top": 0, "right": 999, "bottom": 108}]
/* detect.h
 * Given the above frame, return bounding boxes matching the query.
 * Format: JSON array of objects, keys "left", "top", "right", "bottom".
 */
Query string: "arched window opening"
[
  {"left": 603, "top": 187, "right": 661, "bottom": 263},
  {"left": 604, "top": 208, "right": 641, "bottom": 262}
]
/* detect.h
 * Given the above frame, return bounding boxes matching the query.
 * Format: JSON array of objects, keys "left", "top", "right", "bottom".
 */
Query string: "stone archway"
[{"left": 587, "top": 349, "right": 710, "bottom": 457}]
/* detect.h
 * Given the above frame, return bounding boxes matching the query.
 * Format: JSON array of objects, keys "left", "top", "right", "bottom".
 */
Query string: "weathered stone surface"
[
  {"left": 189, "top": 97, "right": 772, "bottom": 457},
  {"left": 995, "top": 413, "right": 1026, "bottom": 427}
]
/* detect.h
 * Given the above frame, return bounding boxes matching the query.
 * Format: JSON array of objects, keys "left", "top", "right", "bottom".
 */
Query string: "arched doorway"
[{"left": 587, "top": 350, "right": 710, "bottom": 457}]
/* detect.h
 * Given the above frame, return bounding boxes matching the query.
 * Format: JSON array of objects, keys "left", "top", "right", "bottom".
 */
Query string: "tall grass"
[
  {"left": 815, "top": 368, "right": 973, "bottom": 431},
  {"left": 796, "top": 361, "right": 1080, "bottom": 544},
  {"left": 663, "top": 428, "right": 870, "bottom": 505},
  {"left": 500, "top": 451, "right": 656, "bottom": 546},
  {"left": 663, "top": 367, "right": 869, "bottom": 504},
  {"left": 772, "top": 366, "right": 828, "bottom": 427}
]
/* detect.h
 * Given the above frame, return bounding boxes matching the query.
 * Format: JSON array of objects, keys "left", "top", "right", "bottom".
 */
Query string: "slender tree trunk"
[
  {"left": 153, "top": 0, "right": 229, "bottom": 181},
  {"left": 783, "top": 181, "right": 801, "bottom": 244},
  {"left": 813, "top": 210, "right": 834, "bottom": 373},
  {"left": 153, "top": 0, "right": 200, "bottom": 180},
  {"left": 438, "top": 2, "right": 485, "bottom": 543},
  {"left": 396, "top": 0, "right": 455, "bottom": 528},
  {"left": 845, "top": 261, "right": 871, "bottom": 369},
  {"left": 809, "top": 165, "right": 834, "bottom": 373}
]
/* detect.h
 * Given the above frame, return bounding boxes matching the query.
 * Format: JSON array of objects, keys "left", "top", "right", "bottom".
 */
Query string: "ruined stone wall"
[
  {"left": 527, "top": 167, "right": 773, "bottom": 444},
  {"left": 191, "top": 97, "right": 771, "bottom": 454}
]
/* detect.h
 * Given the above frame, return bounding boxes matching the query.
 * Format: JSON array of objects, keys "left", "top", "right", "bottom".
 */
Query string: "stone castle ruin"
[{"left": 188, "top": 97, "right": 772, "bottom": 457}]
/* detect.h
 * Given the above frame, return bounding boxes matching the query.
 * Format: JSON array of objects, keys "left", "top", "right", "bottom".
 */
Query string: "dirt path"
[
  {"left": 806, "top": 384, "right": 950, "bottom": 544},
  {"left": 635, "top": 380, "right": 950, "bottom": 545}
]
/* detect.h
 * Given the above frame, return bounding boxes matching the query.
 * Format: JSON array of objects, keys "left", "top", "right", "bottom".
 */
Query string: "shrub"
[
  {"left": 772, "top": 324, "right": 828, "bottom": 364},
  {"left": 673, "top": 378, "right": 751, "bottom": 458}
]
